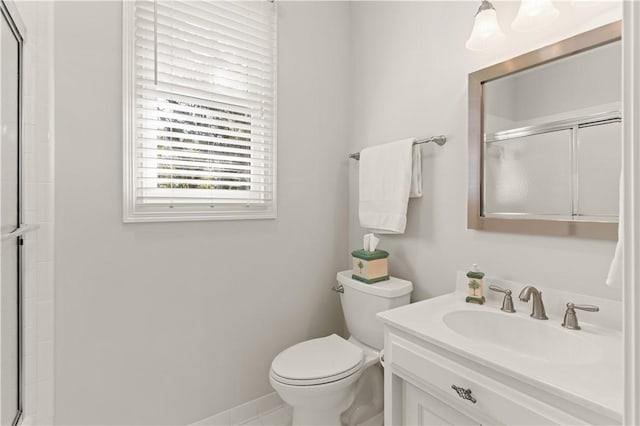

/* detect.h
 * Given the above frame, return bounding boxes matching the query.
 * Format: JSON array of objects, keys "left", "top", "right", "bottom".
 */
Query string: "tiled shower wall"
[{"left": 14, "top": 1, "right": 55, "bottom": 423}]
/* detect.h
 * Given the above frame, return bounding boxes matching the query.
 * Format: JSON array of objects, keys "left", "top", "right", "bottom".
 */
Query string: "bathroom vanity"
[{"left": 377, "top": 273, "right": 622, "bottom": 425}]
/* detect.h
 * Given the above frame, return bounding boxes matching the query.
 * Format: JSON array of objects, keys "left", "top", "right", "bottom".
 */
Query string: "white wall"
[
  {"left": 51, "top": 1, "right": 626, "bottom": 423},
  {"left": 53, "top": 2, "right": 350, "bottom": 424},
  {"left": 348, "top": 1, "right": 623, "bottom": 302}
]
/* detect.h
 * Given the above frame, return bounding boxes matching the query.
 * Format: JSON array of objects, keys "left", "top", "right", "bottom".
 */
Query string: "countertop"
[{"left": 377, "top": 292, "right": 623, "bottom": 421}]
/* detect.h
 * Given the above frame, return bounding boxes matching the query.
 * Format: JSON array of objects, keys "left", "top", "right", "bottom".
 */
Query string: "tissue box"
[{"left": 351, "top": 249, "right": 389, "bottom": 284}]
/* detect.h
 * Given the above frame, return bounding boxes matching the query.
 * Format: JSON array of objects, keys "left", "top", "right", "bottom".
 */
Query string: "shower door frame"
[
  {"left": 0, "top": 1, "right": 24, "bottom": 425},
  {"left": 623, "top": 2, "right": 640, "bottom": 425}
]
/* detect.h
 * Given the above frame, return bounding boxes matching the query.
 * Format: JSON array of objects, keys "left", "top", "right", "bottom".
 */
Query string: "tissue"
[
  {"left": 363, "top": 233, "right": 380, "bottom": 252},
  {"left": 370, "top": 234, "right": 379, "bottom": 251}
]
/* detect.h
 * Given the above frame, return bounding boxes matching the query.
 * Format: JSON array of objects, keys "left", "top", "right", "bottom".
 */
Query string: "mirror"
[{"left": 468, "top": 22, "right": 621, "bottom": 239}]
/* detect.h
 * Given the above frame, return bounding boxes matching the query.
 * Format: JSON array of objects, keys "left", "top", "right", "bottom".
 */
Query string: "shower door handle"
[{"left": 1, "top": 224, "right": 39, "bottom": 241}]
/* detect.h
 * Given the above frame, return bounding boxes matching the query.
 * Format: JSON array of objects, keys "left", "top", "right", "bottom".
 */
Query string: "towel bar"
[{"left": 348, "top": 135, "right": 447, "bottom": 160}]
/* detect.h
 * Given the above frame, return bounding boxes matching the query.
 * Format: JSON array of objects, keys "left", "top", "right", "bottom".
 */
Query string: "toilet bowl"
[
  {"left": 270, "top": 335, "right": 380, "bottom": 425},
  {"left": 269, "top": 271, "right": 413, "bottom": 426}
]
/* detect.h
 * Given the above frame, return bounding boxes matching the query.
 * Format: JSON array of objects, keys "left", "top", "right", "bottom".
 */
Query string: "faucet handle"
[
  {"left": 570, "top": 303, "right": 600, "bottom": 312},
  {"left": 488, "top": 285, "right": 516, "bottom": 313},
  {"left": 488, "top": 284, "right": 508, "bottom": 293},
  {"left": 562, "top": 302, "right": 599, "bottom": 330}
]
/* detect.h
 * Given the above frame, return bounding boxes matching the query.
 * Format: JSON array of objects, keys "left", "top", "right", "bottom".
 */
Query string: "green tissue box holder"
[{"left": 351, "top": 249, "right": 390, "bottom": 284}]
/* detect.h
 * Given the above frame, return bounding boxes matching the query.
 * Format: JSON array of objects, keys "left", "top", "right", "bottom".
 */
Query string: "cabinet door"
[{"left": 403, "top": 381, "right": 481, "bottom": 426}]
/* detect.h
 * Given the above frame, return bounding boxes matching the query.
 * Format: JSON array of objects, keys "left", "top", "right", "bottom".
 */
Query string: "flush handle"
[
  {"left": 451, "top": 385, "right": 477, "bottom": 404},
  {"left": 331, "top": 284, "right": 344, "bottom": 293}
]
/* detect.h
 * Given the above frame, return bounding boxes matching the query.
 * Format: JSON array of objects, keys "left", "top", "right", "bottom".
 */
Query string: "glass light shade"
[
  {"left": 512, "top": 0, "right": 559, "bottom": 32},
  {"left": 571, "top": 0, "right": 596, "bottom": 7},
  {"left": 465, "top": 8, "right": 506, "bottom": 51}
]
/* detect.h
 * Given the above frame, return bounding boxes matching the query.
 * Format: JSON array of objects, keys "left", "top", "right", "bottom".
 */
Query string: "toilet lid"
[{"left": 271, "top": 334, "right": 363, "bottom": 385}]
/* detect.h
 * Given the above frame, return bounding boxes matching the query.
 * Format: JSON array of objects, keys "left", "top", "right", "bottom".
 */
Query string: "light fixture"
[
  {"left": 511, "top": 0, "right": 559, "bottom": 32},
  {"left": 465, "top": 0, "right": 506, "bottom": 51},
  {"left": 571, "top": 0, "right": 596, "bottom": 7}
]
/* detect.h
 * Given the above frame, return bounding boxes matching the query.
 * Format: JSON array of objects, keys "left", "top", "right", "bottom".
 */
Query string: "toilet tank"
[{"left": 336, "top": 270, "right": 413, "bottom": 350}]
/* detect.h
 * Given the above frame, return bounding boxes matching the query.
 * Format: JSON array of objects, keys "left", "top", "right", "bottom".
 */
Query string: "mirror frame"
[{"left": 468, "top": 21, "right": 622, "bottom": 240}]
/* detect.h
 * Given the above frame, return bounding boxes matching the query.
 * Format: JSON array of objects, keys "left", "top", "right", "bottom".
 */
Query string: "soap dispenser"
[{"left": 466, "top": 264, "right": 486, "bottom": 305}]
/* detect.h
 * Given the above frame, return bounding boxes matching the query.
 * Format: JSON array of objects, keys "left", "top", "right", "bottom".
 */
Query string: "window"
[{"left": 123, "top": 0, "right": 277, "bottom": 222}]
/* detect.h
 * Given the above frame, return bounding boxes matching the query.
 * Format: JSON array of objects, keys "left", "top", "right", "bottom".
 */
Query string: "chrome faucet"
[
  {"left": 518, "top": 286, "right": 548, "bottom": 320},
  {"left": 561, "top": 302, "right": 599, "bottom": 330},
  {"left": 488, "top": 285, "right": 516, "bottom": 313}
]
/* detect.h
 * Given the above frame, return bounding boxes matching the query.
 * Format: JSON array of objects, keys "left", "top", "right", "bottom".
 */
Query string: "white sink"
[
  {"left": 442, "top": 310, "right": 602, "bottom": 364},
  {"left": 378, "top": 289, "right": 623, "bottom": 419}
]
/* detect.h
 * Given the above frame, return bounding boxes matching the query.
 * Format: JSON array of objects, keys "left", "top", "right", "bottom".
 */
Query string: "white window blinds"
[{"left": 123, "top": 0, "right": 277, "bottom": 222}]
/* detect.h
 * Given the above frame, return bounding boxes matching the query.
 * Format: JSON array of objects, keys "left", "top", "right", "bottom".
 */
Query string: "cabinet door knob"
[{"left": 451, "top": 385, "right": 477, "bottom": 404}]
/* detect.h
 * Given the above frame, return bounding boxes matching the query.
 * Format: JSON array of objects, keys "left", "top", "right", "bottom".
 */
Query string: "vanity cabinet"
[
  {"left": 378, "top": 279, "right": 622, "bottom": 425},
  {"left": 403, "top": 381, "right": 480, "bottom": 425},
  {"left": 383, "top": 329, "right": 618, "bottom": 425}
]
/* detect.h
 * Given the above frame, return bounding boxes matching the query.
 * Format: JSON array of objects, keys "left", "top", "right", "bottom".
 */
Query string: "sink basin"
[{"left": 442, "top": 310, "right": 602, "bottom": 364}]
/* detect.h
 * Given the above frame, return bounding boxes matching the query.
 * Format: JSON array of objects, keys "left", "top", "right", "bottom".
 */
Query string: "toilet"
[{"left": 269, "top": 270, "right": 413, "bottom": 426}]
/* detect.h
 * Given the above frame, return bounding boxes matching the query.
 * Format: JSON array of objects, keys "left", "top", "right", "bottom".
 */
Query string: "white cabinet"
[
  {"left": 383, "top": 330, "right": 617, "bottom": 425},
  {"left": 403, "top": 381, "right": 480, "bottom": 426},
  {"left": 378, "top": 284, "right": 622, "bottom": 425}
]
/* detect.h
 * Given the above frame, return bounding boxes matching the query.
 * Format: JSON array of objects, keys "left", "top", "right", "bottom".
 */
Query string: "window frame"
[{"left": 122, "top": 0, "right": 278, "bottom": 223}]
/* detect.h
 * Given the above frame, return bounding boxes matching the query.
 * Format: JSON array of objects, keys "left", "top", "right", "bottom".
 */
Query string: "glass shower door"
[{"left": 0, "top": 3, "right": 23, "bottom": 425}]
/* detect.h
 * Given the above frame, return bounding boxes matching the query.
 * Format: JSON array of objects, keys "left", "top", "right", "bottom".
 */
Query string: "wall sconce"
[
  {"left": 571, "top": 0, "right": 596, "bottom": 7},
  {"left": 512, "top": 0, "right": 559, "bottom": 32},
  {"left": 465, "top": 0, "right": 506, "bottom": 51},
  {"left": 466, "top": 0, "right": 561, "bottom": 51}
]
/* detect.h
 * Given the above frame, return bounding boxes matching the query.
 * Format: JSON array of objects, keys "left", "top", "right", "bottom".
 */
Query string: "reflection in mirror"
[
  {"left": 578, "top": 121, "right": 621, "bottom": 218},
  {"left": 484, "top": 129, "right": 573, "bottom": 217},
  {"left": 468, "top": 22, "right": 621, "bottom": 239},
  {"left": 484, "top": 40, "right": 621, "bottom": 135}
]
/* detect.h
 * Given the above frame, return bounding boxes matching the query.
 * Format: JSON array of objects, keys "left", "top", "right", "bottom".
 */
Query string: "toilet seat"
[{"left": 270, "top": 334, "right": 364, "bottom": 386}]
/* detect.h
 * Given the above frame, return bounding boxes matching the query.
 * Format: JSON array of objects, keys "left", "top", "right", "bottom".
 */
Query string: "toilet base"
[
  {"left": 357, "top": 411, "right": 383, "bottom": 426},
  {"left": 341, "top": 363, "right": 383, "bottom": 426},
  {"left": 270, "top": 368, "right": 360, "bottom": 426},
  {"left": 271, "top": 363, "right": 384, "bottom": 426},
  {"left": 270, "top": 336, "right": 387, "bottom": 426}
]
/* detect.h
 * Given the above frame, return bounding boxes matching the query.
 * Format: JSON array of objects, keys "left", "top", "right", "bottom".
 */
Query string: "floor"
[{"left": 239, "top": 404, "right": 293, "bottom": 426}]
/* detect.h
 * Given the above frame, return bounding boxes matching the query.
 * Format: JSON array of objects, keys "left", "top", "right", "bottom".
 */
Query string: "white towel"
[
  {"left": 606, "top": 170, "right": 623, "bottom": 287},
  {"left": 358, "top": 138, "right": 422, "bottom": 234}
]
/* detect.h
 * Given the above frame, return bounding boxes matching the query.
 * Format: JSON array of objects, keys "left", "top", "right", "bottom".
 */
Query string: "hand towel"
[
  {"left": 410, "top": 144, "right": 422, "bottom": 198},
  {"left": 606, "top": 170, "right": 623, "bottom": 287},
  {"left": 358, "top": 138, "right": 421, "bottom": 234}
]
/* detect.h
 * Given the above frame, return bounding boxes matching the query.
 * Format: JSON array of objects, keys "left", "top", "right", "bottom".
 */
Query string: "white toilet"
[{"left": 269, "top": 270, "right": 413, "bottom": 426}]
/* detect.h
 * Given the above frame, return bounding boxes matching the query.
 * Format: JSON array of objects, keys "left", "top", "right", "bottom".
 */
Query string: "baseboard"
[{"left": 192, "top": 392, "right": 285, "bottom": 426}]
